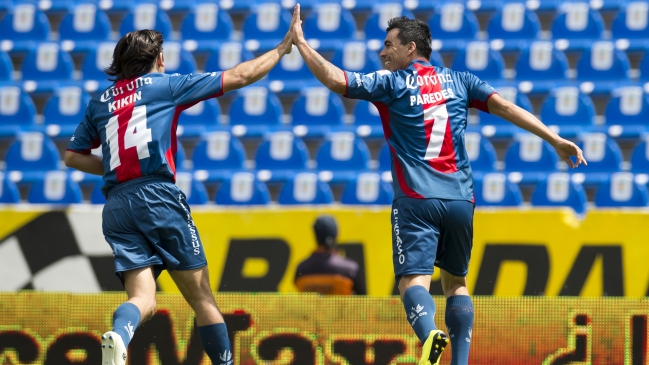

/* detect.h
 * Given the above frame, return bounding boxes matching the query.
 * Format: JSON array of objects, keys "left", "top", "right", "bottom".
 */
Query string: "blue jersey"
[
  {"left": 345, "top": 59, "right": 497, "bottom": 201},
  {"left": 67, "top": 72, "right": 223, "bottom": 195}
]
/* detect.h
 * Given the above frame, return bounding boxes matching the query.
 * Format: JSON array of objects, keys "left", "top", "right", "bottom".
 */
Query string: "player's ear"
[
  {"left": 158, "top": 52, "right": 164, "bottom": 67},
  {"left": 408, "top": 41, "right": 417, "bottom": 56}
]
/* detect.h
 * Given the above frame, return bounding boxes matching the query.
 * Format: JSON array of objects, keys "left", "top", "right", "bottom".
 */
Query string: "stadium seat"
[
  {"left": 539, "top": 87, "right": 596, "bottom": 137},
  {"left": 0, "top": 86, "right": 37, "bottom": 137},
  {"left": 191, "top": 131, "right": 246, "bottom": 182},
  {"left": 81, "top": 42, "right": 116, "bottom": 93},
  {"left": 43, "top": 86, "right": 92, "bottom": 138},
  {"left": 266, "top": 50, "right": 319, "bottom": 93},
  {"left": 302, "top": 3, "right": 356, "bottom": 51},
  {"left": 594, "top": 172, "right": 649, "bottom": 207},
  {"left": 341, "top": 172, "right": 393, "bottom": 205},
  {"left": 291, "top": 87, "right": 346, "bottom": 138},
  {"left": 27, "top": 171, "right": 82, "bottom": 204},
  {"left": 315, "top": 132, "right": 372, "bottom": 183},
  {"left": 177, "top": 99, "right": 221, "bottom": 138},
  {"left": 378, "top": 143, "right": 391, "bottom": 172},
  {"left": 575, "top": 41, "right": 632, "bottom": 95},
  {"left": 180, "top": 3, "right": 234, "bottom": 51},
  {"left": 364, "top": 4, "right": 414, "bottom": 47},
  {"left": 0, "top": 50, "right": 14, "bottom": 84},
  {"left": 162, "top": 42, "right": 197, "bottom": 75},
  {"left": 504, "top": 134, "right": 561, "bottom": 185},
  {"left": 277, "top": 172, "right": 334, "bottom": 205},
  {"left": 428, "top": 3, "right": 479, "bottom": 51},
  {"left": 630, "top": 137, "right": 649, "bottom": 173},
  {"left": 641, "top": 48, "right": 649, "bottom": 81},
  {"left": 254, "top": 132, "right": 310, "bottom": 183},
  {"left": 576, "top": 133, "right": 624, "bottom": 186},
  {"left": 487, "top": 3, "right": 542, "bottom": 51},
  {"left": 5, "top": 132, "right": 61, "bottom": 184},
  {"left": 465, "top": 132, "right": 498, "bottom": 173},
  {"left": 550, "top": 2, "right": 605, "bottom": 51},
  {"left": 227, "top": 87, "right": 283, "bottom": 137},
  {"left": 175, "top": 171, "right": 209, "bottom": 205},
  {"left": 476, "top": 87, "right": 533, "bottom": 138},
  {"left": 204, "top": 42, "right": 253, "bottom": 75},
  {"left": 514, "top": 41, "right": 570, "bottom": 94},
  {"left": 530, "top": 172, "right": 588, "bottom": 214},
  {"left": 0, "top": 0, "right": 12, "bottom": 12},
  {"left": 89, "top": 180, "right": 105, "bottom": 204},
  {"left": 353, "top": 101, "right": 383, "bottom": 139},
  {"left": 0, "top": 172, "right": 20, "bottom": 203},
  {"left": 59, "top": 4, "right": 111, "bottom": 53},
  {"left": 474, "top": 172, "right": 523, "bottom": 207},
  {"left": 451, "top": 41, "right": 506, "bottom": 81},
  {"left": 21, "top": 43, "right": 75, "bottom": 94},
  {"left": 215, "top": 172, "right": 270, "bottom": 205},
  {"left": 331, "top": 42, "right": 383, "bottom": 75},
  {"left": 0, "top": 4, "right": 51, "bottom": 52},
  {"left": 242, "top": 3, "right": 292, "bottom": 52},
  {"left": 604, "top": 86, "right": 649, "bottom": 138},
  {"left": 611, "top": 1, "right": 649, "bottom": 51},
  {"left": 119, "top": 4, "right": 172, "bottom": 39}
]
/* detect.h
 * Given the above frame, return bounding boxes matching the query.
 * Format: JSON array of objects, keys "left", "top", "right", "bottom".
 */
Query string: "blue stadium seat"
[
  {"left": 604, "top": 86, "right": 649, "bottom": 138},
  {"left": 90, "top": 180, "right": 105, "bottom": 204},
  {"left": 0, "top": 4, "right": 51, "bottom": 52},
  {"left": 364, "top": 4, "right": 414, "bottom": 46},
  {"left": 514, "top": 41, "right": 570, "bottom": 94},
  {"left": 315, "top": 132, "right": 372, "bottom": 183},
  {"left": 5, "top": 132, "right": 60, "bottom": 183},
  {"left": 0, "top": 86, "right": 37, "bottom": 137},
  {"left": 0, "top": 0, "right": 12, "bottom": 12},
  {"left": 180, "top": 3, "right": 234, "bottom": 51},
  {"left": 576, "top": 133, "right": 624, "bottom": 186},
  {"left": 0, "top": 50, "right": 14, "bottom": 84},
  {"left": 291, "top": 87, "right": 346, "bottom": 138},
  {"left": 242, "top": 3, "right": 292, "bottom": 52},
  {"left": 59, "top": 4, "right": 111, "bottom": 53},
  {"left": 594, "top": 172, "right": 649, "bottom": 207},
  {"left": 278, "top": 172, "right": 334, "bottom": 205},
  {"left": 551, "top": 2, "right": 605, "bottom": 51},
  {"left": 227, "top": 87, "right": 283, "bottom": 137},
  {"left": 611, "top": 1, "right": 649, "bottom": 51},
  {"left": 641, "top": 50, "right": 649, "bottom": 81},
  {"left": 302, "top": 3, "right": 356, "bottom": 51},
  {"left": 465, "top": 132, "right": 498, "bottom": 173},
  {"left": 487, "top": 3, "right": 541, "bottom": 51},
  {"left": 215, "top": 172, "right": 270, "bottom": 205},
  {"left": 175, "top": 138, "right": 188, "bottom": 172},
  {"left": 191, "top": 131, "right": 246, "bottom": 182},
  {"left": 43, "top": 86, "right": 92, "bottom": 138},
  {"left": 162, "top": 42, "right": 197, "bottom": 75},
  {"left": 476, "top": 87, "right": 533, "bottom": 138},
  {"left": 81, "top": 42, "right": 116, "bottom": 93},
  {"left": 331, "top": 42, "right": 383, "bottom": 75},
  {"left": 379, "top": 143, "right": 391, "bottom": 172},
  {"left": 504, "top": 134, "right": 561, "bottom": 185},
  {"left": 175, "top": 171, "right": 209, "bottom": 205},
  {"left": 27, "top": 171, "right": 82, "bottom": 204},
  {"left": 21, "top": 43, "right": 75, "bottom": 94},
  {"left": 451, "top": 41, "right": 505, "bottom": 81},
  {"left": 428, "top": 3, "right": 479, "bottom": 51},
  {"left": 474, "top": 172, "right": 523, "bottom": 207},
  {"left": 575, "top": 41, "right": 631, "bottom": 95},
  {"left": 531, "top": 173, "right": 587, "bottom": 214},
  {"left": 119, "top": 4, "right": 172, "bottom": 39},
  {"left": 353, "top": 101, "right": 383, "bottom": 139},
  {"left": 204, "top": 42, "right": 253, "bottom": 74},
  {"left": 539, "top": 87, "right": 596, "bottom": 137},
  {"left": 266, "top": 50, "right": 319, "bottom": 93},
  {"left": 254, "top": 132, "right": 310, "bottom": 183},
  {"left": 177, "top": 99, "right": 221, "bottom": 138},
  {"left": 341, "top": 172, "right": 393, "bottom": 205},
  {"left": 630, "top": 138, "right": 649, "bottom": 173},
  {"left": 0, "top": 172, "right": 20, "bottom": 203}
]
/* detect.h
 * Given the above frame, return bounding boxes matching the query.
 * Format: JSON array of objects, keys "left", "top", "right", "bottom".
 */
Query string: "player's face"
[{"left": 379, "top": 29, "right": 411, "bottom": 71}]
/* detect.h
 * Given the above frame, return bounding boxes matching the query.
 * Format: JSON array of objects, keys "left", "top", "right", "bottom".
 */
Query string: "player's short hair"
[
  {"left": 105, "top": 29, "right": 164, "bottom": 81},
  {"left": 386, "top": 16, "right": 432, "bottom": 60}
]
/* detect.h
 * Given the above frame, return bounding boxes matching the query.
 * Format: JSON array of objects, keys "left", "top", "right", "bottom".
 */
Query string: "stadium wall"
[{"left": 1, "top": 207, "right": 648, "bottom": 296}]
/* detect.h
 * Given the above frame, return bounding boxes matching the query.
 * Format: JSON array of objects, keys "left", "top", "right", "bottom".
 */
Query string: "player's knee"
[{"left": 141, "top": 299, "right": 157, "bottom": 322}]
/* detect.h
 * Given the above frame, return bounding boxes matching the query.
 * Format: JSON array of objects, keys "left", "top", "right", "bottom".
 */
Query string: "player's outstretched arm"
[
  {"left": 64, "top": 151, "right": 104, "bottom": 175},
  {"left": 222, "top": 6, "right": 299, "bottom": 93},
  {"left": 292, "top": 4, "right": 346, "bottom": 95},
  {"left": 487, "top": 94, "right": 587, "bottom": 168}
]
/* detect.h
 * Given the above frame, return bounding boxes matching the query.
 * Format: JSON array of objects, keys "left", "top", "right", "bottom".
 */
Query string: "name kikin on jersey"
[{"left": 99, "top": 76, "right": 153, "bottom": 113}]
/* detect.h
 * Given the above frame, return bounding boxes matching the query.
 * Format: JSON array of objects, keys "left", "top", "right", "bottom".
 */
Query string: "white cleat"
[{"left": 101, "top": 331, "right": 127, "bottom": 365}]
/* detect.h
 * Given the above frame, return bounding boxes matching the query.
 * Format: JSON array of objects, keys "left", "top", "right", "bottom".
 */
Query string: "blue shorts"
[
  {"left": 391, "top": 197, "right": 474, "bottom": 281},
  {"left": 102, "top": 176, "right": 207, "bottom": 282}
]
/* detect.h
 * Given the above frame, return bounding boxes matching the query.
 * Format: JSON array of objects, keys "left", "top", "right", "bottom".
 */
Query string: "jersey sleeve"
[
  {"left": 67, "top": 106, "right": 100, "bottom": 155},
  {"left": 344, "top": 70, "right": 395, "bottom": 104},
  {"left": 168, "top": 72, "right": 224, "bottom": 106},
  {"left": 463, "top": 72, "right": 498, "bottom": 113}
]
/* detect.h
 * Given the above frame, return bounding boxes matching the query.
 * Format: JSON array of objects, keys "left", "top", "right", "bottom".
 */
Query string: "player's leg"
[
  {"left": 440, "top": 271, "right": 473, "bottom": 365},
  {"left": 169, "top": 266, "right": 232, "bottom": 364}
]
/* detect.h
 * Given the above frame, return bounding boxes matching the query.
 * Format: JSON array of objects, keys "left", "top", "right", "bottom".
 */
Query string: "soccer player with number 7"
[
  {"left": 291, "top": 6, "right": 587, "bottom": 365},
  {"left": 64, "top": 6, "right": 300, "bottom": 365}
]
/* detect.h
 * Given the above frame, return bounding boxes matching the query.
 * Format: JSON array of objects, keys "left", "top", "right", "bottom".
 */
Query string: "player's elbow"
[
  {"left": 64, "top": 151, "right": 79, "bottom": 168},
  {"left": 223, "top": 69, "right": 250, "bottom": 92},
  {"left": 323, "top": 79, "right": 346, "bottom": 95}
]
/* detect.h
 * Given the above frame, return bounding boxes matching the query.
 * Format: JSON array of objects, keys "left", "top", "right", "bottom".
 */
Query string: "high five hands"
[{"left": 279, "top": 4, "right": 304, "bottom": 54}]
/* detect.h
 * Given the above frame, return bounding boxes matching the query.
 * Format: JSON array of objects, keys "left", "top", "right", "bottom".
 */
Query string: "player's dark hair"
[
  {"left": 386, "top": 16, "right": 432, "bottom": 60},
  {"left": 105, "top": 29, "right": 164, "bottom": 81}
]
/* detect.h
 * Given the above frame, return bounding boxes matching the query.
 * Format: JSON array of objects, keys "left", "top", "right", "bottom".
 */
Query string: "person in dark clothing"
[{"left": 294, "top": 215, "right": 366, "bottom": 295}]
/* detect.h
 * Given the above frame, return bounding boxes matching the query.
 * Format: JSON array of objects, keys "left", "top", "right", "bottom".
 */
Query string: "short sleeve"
[
  {"left": 344, "top": 70, "right": 395, "bottom": 104},
  {"left": 464, "top": 72, "right": 498, "bottom": 113},
  {"left": 67, "top": 106, "right": 100, "bottom": 155},
  {"left": 168, "top": 72, "right": 224, "bottom": 106}
]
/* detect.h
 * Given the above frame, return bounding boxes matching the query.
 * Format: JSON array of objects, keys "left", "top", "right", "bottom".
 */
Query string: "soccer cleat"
[
  {"left": 418, "top": 330, "right": 449, "bottom": 365},
  {"left": 101, "top": 331, "right": 127, "bottom": 365}
]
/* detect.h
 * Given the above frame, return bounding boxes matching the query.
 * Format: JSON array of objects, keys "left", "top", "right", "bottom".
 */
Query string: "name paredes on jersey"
[
  {"left": 410, "top": 88, "right": 455, "bottom": 106},
  {"left": 100, "top": 77, "right": 152, "bottom": 112},
  {"left": 406, "top": 73, "right": 456, "bottom": 106}
]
